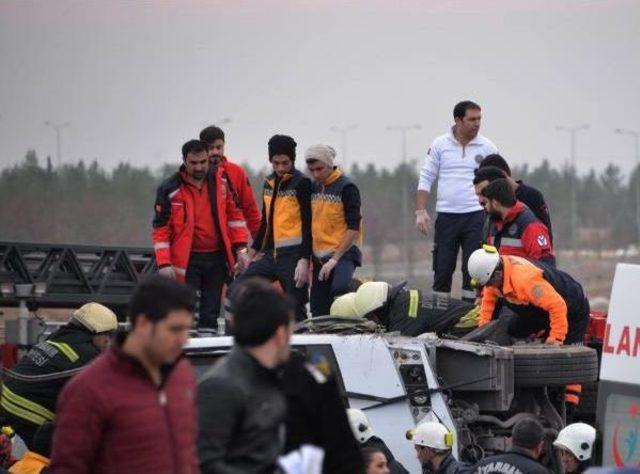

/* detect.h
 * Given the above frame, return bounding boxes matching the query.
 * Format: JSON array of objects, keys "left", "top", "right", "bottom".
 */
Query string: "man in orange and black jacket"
[
  {"left": 469, "top": 247, "right": 590, "bottom": 411},
  {"left": 233, "top": 135, "right": 312, "bottom": 321},
  {"left": 152, "top": 139, "right": 248, "bottom": 329}
]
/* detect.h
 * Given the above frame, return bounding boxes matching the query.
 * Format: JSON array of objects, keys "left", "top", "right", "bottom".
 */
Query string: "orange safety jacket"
[
  {"left": 479, "top": 255, "right": 569, "bottom": 342},
  {"left": 151, "top": 164, "right": 247, "bottom": 281}
]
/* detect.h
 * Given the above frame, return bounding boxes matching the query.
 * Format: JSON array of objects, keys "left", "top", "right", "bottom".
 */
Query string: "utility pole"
[
  {"left": 330, "top": 124, "right": 358, "bottom": 171},
  {"left": 44, "top": 121, "right": 70, "bottom": 168},
  {"left": 556, "top": 124, "right": 589, "bottom": 252},
  {"left": 615, "top": 128, "right": 640, "bottom": 246},
  {"left": 386, "top": 124, "right": 422, "bottom": 279}
]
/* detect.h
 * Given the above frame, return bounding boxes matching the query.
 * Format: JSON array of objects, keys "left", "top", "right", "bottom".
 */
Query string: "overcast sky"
[{"left": 1, "top": 0, "right": 639, "bottom": 176}]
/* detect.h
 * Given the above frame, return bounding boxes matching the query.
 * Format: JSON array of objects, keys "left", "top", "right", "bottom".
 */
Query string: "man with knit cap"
[
  {"left": 305, "top": 144, "right": 362, "bottom": 316},
  {"left": 233, "top": 134, "right": 312, "bottom": 321},
  {"left": 1, "top": 303, "right": 118, "bottom": 449}
]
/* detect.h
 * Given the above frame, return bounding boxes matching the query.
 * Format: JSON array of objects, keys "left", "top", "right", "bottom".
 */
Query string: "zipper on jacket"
[{"left": 158, "top": 389, "right": 179, "bottom": 473}]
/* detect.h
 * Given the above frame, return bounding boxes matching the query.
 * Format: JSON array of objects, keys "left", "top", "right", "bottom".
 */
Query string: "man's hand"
[
  {"left": 235, "top": 248, "right": 251, "bottom": 274},
  {"left": 318, "top": 257, "right": 338, "bottom": 281},
  {"left": 415, "top": 209, "right": 431, "bottom": 235},
  {"left": 294, "top": 258, "right": 310, "bottom": 288},
  {"left": 158, "top": 266, "right": 176, "bottom": 279},
  {"left": 545, "top": 337, "right": 563, "bottom": 346}
]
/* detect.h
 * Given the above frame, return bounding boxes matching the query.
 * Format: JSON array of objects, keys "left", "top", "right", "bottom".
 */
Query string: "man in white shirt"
[{"left": 416, "top": 101, "right": 498, "bottom": 302}]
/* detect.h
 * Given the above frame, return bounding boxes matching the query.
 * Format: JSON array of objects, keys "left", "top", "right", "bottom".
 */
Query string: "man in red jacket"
[
  {"left": 200, "top": 125, "right": 262, "bottom": 238},
  {"left": 152, "top": 139, "right": 248, "bottom": 329},
  {"left": 50, "top": 276, "right": 199, "bottom": 474},
  {"left": 481, "top": 178, "right": 555, "bottom": 266}
]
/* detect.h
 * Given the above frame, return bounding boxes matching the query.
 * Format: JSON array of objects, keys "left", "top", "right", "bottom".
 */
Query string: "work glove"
[
  {"left": 415, "top": 209, "right": 431, "bottom": 235},
  {"left": 158, "top": 266, "right": 176, "bottom": 279},
  {"left": 318, "top": 257, "right": 338, "bottom": 281},
  {"left": 294, "top": 259, "right": 309, "bottom": 288}
]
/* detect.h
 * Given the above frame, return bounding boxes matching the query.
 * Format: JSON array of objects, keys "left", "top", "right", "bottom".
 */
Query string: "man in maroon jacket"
[
  {"left": 200, "top": 125, "right": 262, "bottom": 238},
  {"left": 50, "top": 276, "right": 198, "bottom": 474}
]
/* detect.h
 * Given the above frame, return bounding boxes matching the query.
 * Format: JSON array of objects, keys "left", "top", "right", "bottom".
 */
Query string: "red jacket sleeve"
[
  {"left": 224, "top": 175, "right": 249, "bottom": 246},
  {"left": 521, "top": 222, "right": 553, "bottom": 261},
  {"left": 151, "top": 186, "right": 173, "bottom": 267},
  {"left": 234, "top": 167, "right": 261, "bottom": 238},
  {"left": 49, "top": 376, "right": 106, "bottom": 473}
]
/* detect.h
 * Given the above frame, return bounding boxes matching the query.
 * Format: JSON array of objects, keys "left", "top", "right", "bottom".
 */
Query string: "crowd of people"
[{"left": 0, "top": 100, "right": 612, "bottom": 472}]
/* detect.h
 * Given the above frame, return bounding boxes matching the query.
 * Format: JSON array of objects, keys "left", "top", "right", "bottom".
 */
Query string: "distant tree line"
[{"left": 1, "top": 150, "right": 638, "bottom": 254}]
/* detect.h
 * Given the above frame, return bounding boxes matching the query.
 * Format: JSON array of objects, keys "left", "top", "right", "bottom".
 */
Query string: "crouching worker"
[
  {"left": 330, "top": 281, "right": 476, "bottom": 337},
  {"left": 468, "top": 245, "right": 591, "bottom": 412},
  {"left": 0, "top": 303, "right": 117, "bottom": 449}
]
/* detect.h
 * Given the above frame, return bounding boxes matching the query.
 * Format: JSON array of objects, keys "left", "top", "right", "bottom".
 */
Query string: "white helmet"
[
  {"left": 330, "top": 293, "right": 361, "bottom": 318},
  {"left": 409, "top": 421, "right": 453, "bottom": 450},
  {"left": 71, "top": 303, "right": 118, "bottom": 334},
  {"left": 347, "top": 408, "right": 374, "bottom": 443},
  {"left": 354, "top": 282, "right": 390, "bottom": 317},
  {"left": 553, "top": 423, "right": 596, "bottom": 461},
  {"left": 468, "top": 245, "right": 501, "bottom": 287}
]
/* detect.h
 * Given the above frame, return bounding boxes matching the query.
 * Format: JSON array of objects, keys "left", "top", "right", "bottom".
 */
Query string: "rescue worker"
[
  {"left": 468, "top": 246, "right": 590, "bottom": 411},
  {"left": 553, "top": 422, "right": 596, "bottom": 474},
  {"left": 408, "top": 421, "right": 467, "bottom": 473},
  {"left": 347, "top": 409, "right": 409, "bottom": 474},
  {"left": 8, "top": 421, "right": 52, "bottom": 473},
  {"left": 331, "top": 282, "right": 475, "bottom": 337},
  {"left": 479, "top": 154, "right": 552, "bottom": 241},
  {"left": 0, "top": 303, "right": 117, "bottom": 449},
  {"left": 199, "top": 125, "right": 262, "bottom": 238},
  {"left": 152, "top": 139, "right": 248, "bottom": 329},
  {"left": 471, "top": 418, "right": 550, "bottom": 474},
  {"left": 416, "top": 100, "right": 498, "bottom": 303},
  {"left": 481, "top": 179, "right": 555, "bottom": 265},
  {"left": 305, "top": 145, "right": 362, "bottom": 316},
  {"left": 234, "top": 134, "right": 312, "bottom": 321}
]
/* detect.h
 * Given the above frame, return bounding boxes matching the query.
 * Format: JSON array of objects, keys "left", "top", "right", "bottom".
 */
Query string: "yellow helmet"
[
  {"left": 354, "top": 281, "right": 390, "bottom": 317},
  {"left": 71, "top": 303, "right": 118, "bottom": 334},
  {"left": 330, "top": 293, "right": 360, "bottom": 318}
]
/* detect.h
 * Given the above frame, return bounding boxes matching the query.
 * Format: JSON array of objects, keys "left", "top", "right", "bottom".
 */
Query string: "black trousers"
[
  {"left": 185, "top": 251, "right": 227, "bottom": 329},
  {"left": 310, "top": 247, "right": 361, "bottom": 317},
  {"left": 506, "top": 297, "right": 591, "bottom": 344},
  {"left": 231, "top": 251, "right": 309, "bottom": 321},
  {"left": 432, "top": 211, "right": 484, "bottom": 301}
]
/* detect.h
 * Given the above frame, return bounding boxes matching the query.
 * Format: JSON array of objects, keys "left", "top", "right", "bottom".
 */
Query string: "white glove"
[
  {"left": 293, "top": 259, "right": 309, "bottom": 288},
  {"left": 158, "top": 266, "right": 176, "bottom": 279},
  {"left": 415, "top": 209, "right": 431, "bottom": 235},
  {"left": 318, "top": 257, "right": 338, "bottom": 281}
]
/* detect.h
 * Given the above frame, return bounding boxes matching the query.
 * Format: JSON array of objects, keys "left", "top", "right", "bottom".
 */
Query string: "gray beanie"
[{"left": 305, "top": 144, "right": 336, "bottom": 167}]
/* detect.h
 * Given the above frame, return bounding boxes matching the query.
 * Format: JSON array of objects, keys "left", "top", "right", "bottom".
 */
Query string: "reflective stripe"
[
  {"left": 1, "top": 386, "right": 55, "bottom": 423},
  {"left": 47, "top": 341, "right": 79, "bottom": 363},
  {"left": 173, "top": 266, "right": 187, "bottom": 276},
  {"left": 565, "top": 393, "right": 580, "bottom": 405},
  {"left": 168, "top": 189, "right": 180, "bottom": 199},
  {"left": 500, "top": 237, "right": 523, "bottom": 248},
  {"left": 154, "top": 242, "right": 170, "bottom": 250},
  {"left": 228, "top": 220, "right": 246, "bottom": 228},
  {"left": 462, "top": 289, "right": 477, "bottom": 300},
  {"left": 313, "top": 250, "right": 335, "bottom": 258},
  {"left": 275, "top": 237, "right": 303, "bottom": 248},
  {"left": 408, "top": 290, "right": 419, "bottom": 318},
  {"left": 0, "top": 397, "right": 48, "bottom": 426}
]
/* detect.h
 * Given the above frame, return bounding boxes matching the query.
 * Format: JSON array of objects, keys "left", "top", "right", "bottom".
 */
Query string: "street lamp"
[
  {"left": 615, "top": 128, "right": 640, "bottom": 246},
  {"left": 44, "top": 120, "right": 70, "bottom": 168},
  {"left": 556, "top": 124, "right": 589, "bottom": 251},
  {"left": 330, "top": 124, "right": 358, "bottom": 171},
  {"left": 386, "top": 124, "right": 422, "bottom": 279}
]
